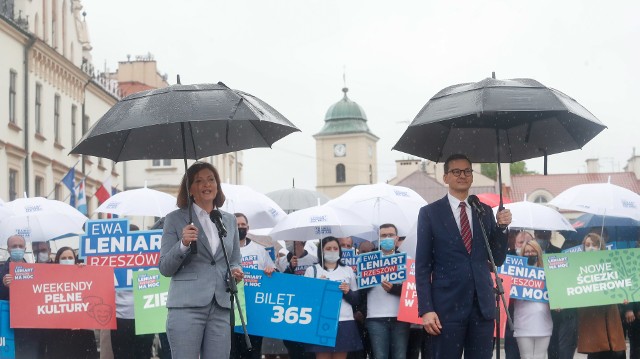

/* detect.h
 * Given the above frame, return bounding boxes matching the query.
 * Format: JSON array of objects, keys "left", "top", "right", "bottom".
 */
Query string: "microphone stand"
[
  {"left": 471, "top": 205, "right": 512, "bottom": 359},
  {"left": 212, "top": 212, "right": 252, "bottom": 352}
]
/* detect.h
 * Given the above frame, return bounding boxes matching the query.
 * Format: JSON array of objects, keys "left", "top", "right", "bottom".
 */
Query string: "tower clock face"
[{"left": 334, "top": 144, "right": 346, "bottom": 157}]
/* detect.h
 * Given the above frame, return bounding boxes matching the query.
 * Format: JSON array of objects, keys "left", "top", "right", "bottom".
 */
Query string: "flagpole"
[
  {"left": 62, "top": 170, "right": 92, "bottom": 202},
  {"left": 46, "top": 160, "right": 80, "bottom": 199}
]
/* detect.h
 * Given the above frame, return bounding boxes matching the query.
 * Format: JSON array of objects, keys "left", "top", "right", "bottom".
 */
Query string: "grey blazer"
[{"left": 159, "top": 207, "right": 241, "bottom": 309}]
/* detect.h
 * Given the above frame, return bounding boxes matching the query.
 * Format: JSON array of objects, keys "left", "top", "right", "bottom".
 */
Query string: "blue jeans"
[{"left": 365, "top": 317, "right": 410, "bottom": 359}]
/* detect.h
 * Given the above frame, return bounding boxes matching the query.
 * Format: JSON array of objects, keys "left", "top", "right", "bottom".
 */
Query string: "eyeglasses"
[{"left": 447, "top": 168, "right": 473, "bottom": 177}]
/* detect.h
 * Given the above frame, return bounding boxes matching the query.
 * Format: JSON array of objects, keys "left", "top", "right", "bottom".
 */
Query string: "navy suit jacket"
[{"left": 415, "top": 195, "right": 507, "bottom": 322}]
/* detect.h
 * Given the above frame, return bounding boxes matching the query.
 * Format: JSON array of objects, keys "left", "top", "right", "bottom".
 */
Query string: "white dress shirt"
[
  {"left": 180, "top": 202, "right": 220, "bottom": 254},
  {"left": 447, "top": 192, "right": 473, "bottom": 236}
]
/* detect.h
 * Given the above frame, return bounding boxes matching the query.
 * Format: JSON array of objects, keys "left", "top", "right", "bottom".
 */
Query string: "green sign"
[
  {"left": 543, "top": 248, "right": 640, "bottom": 309},
  {"left": 133, "top": 269, "right": 170, "bottom": 335},
  {"left": 133, "top": 270, "right": 248, "bottom": 335}
]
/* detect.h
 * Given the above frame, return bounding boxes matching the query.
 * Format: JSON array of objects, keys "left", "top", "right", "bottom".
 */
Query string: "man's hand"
[
  {"left": 289, "top": 256, "right": 298, "bottom": 268},
  {"left": 422, "top": 312, "right": 442, "bottom": 335},
  {"left": 496, "top": 209, "right": 512, "bottom": 228},
  {"left": 626, "top": 310, "right": 636, "bottom": 324},
  {"left": 381, "top": 281, "right": 393, "bottom": 292},
  {"left": 2, "top": 274, "right": 13, "bottom": 287}
]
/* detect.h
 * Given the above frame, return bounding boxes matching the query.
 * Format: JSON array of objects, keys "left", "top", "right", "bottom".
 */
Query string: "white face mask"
[
  {"left": 323, "top": 251, "right": 340, "bottom": 263},
  {"left": 37, "top": 252, "right": 50, "bottom": 263},
  {"left": 59, "top": 259, "right": 75, "bottom": 265},
  {"left": 584, "top": 245, "right": 598, "bottom": 252}
]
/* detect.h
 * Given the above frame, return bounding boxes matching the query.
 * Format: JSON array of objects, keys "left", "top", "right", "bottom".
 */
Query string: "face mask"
[
  {"left": 37, "top": 252, "right": 50, "bottom": 263},
  {"left": 10, "top": 249, "right": 25, "bottom": 262},
  {"left": 323, "top": 251, "right": 340, "bottom": 263},
  {"left": 380, "top": 238, "right": 395, "bottom": 252},
  {"left": 526, "top": 255, "right": 538, "bottom": 266},
  {"left": 59, "top": 259, "right": 75, "bottom": 265},
  {"left": 584, "top": 245, "right": 598, "bottom": 252},
  {"left": 515, "top": 248, "right": 522, "bottom": 255},
  {"left": 238, "top": 228, "right": 247, "bottom": 240}
]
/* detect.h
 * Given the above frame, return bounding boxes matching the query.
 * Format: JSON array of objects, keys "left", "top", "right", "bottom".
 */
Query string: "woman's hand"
[
  {"left": 264, "top": 266, "right": 275, "bottom": 277},
  {"left": 339, "top": 282, "right": 350, "bottom": 294},
  {"left": 181, "top": 224, "right": 199, "bottom": 247},
  {"left": 232, "top": 268, "right": 244, "bottom": 283}
]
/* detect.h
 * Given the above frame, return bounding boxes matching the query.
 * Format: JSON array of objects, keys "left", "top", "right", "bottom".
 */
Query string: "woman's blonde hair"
[{"left": 522, "top": 239, "right": 544, "bottom": 267}]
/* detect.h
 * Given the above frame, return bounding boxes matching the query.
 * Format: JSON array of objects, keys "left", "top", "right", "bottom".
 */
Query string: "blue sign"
[
  {"left": 497, "top": 255, "right": 548, "bottom": 303},
  {"left": 238, "top": 269, "right": 342, "bottom": 346},
  {"left": 340, "top": 249, "right": 357, "bottom": 272},
  {"left": 563, "top": 242, "right": 617, "bottom": 253},
  {"left": 79, "top": 219, "right": 162, "bottom": 289},
  {"left": 0, "top": 301, "right": 15, "bottom": 359},
  {"left": 356, "top": 251, "right": 407, "bottom": 289},
  {"left": 265, "top": 247, "right": 276, "bottom": 262}
]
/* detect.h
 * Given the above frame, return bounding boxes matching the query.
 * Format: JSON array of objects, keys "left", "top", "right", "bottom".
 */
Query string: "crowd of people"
[{"left": 2, "top": 156, "right": 640, "bottom": 359}]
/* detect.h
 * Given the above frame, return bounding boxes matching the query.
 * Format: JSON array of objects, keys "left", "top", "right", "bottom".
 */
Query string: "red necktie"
[{"left": 459, "top": 202, "right": 472, "bottom": 254}]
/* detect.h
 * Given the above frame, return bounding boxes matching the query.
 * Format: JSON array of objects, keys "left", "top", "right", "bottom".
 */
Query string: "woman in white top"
[
  {"left": 513, "top": 239, "right": 553, "bottom": 359},
  {"left": 304, "top": 236, "right": 362, "bottom": 359}
]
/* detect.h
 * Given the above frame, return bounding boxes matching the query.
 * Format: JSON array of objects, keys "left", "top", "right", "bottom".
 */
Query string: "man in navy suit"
[{"left": 416, "top": 154, "right": 512, "bottom": 359}]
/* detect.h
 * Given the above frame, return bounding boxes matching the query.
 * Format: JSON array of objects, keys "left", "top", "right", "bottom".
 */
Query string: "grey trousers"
[{"left": 167, "top": 299, "right": 231, "bottom": 359}]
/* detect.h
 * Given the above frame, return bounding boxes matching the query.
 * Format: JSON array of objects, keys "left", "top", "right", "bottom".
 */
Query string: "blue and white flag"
[{"left": 76, "top": 180, "right": 87, "bottom": 215}]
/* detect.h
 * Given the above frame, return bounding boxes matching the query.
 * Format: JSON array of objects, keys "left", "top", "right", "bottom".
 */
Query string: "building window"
[
  {"left": 336, "top": 164, "right": 346, "bottom": 183},
  {"left": 9, "top": 170, "right": 18, "bottom": 201},
  {"left": 152, "top": 159, "right": 172, "bottom": 167},
  {"left": 71, "top": 105, "right": 77, "bottom": 147},
  {"left": 54, "top": 94, "right": 60, "bottom": 143},
  {"left": 82, "top": 115, "right": 89, "bottom": 135},
  {"left": 533, "top": 195, "right": 548, "bottom": 204},
  {"left": 35, "top": 176, "right": 44, "bottom": 197},
  {"left": 54, "top": 184, "right": 61, "bottom": 200},
  {"left": 9, "top": 70, "right": 17, "bottom": 123},
  {"left": 35, "top": 83, "right": 42, "bottom": 133}
]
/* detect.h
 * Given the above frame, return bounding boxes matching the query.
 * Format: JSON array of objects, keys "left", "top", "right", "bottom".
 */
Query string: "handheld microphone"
[
  {"left": 467, "top": 195, "right": 486, "bottom": 215},
  {"left": 210, "top": 209, "right": 228, "bottom": 238}
]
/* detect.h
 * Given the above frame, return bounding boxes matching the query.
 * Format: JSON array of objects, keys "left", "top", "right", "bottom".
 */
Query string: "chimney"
[
  {"left": 624, "top": 147, "right": 640, "bottom": 179},
  {"left": 395, "top": 159, "right": 422, "bottom": 180},
  {"left": 586, "top": 158, "right": 599, "bottom": 173}
]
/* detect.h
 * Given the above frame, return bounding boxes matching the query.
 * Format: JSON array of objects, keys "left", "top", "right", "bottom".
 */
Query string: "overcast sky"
[{"left": 83, "top": 0, "right": 640, "bottom": 194}]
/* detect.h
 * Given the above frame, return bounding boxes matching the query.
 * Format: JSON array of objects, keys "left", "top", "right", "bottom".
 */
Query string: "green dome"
[
  {"left": 315, "top": 88, "right": 376, "bottom": 137},
  {"left": 324, "top": 88, "right": 368, "bottom": 121}
]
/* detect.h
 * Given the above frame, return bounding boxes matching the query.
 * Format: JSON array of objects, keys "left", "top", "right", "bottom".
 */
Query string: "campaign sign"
[
  {"left": 543, "top": 248, "right": 640, "bottom": 309},
  {"left": 133, "top": 269, "right": 170, "bottom": 335},
  {"left": 397, "top": 259, "right": 421, "bottom": 325},
  {"left": 79, "top": 219, "right": 162, "bottom": 289},
  {"left": 0, "top": 301, "right": 15, "bottom": 359},
  {"left": 356, "top": 251, "right": 407, "bottom": 289},
  {"left": 240, "top": 269, "right": 342, "bottom": 346},
  {"left": 563, "top": 242, "right": 616, "bottom": 253},
  {"left": 493, "top": 273, "right": 513, "bottom": 339},
  {"left": 265, "top": 247, "right": 276, "bottom": 262},
  {"left": 497, "top": 255, "right": 548, "bottom": 303},
  {"left": 9, "top": 263, "right": 116, "bottom": 329},
  {"left": 340, "top": 249, "right": 357, "bottom": 273}
]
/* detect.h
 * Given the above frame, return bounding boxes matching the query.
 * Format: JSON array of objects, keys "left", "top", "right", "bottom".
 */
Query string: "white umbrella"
[
  {"left": 0, "top": 200, "right": 13, "bottom": 222},
  {"left": 549, "top": 180, "right": 640, "bottom": 221},
  {"left": 327, "top": 183, "right": 427, "bottom": 237},
  {"left": 0, "top": 197, "right": 87, "bottom": 242},
  {"left": 96, "top": 183, "right": 177, "bottom": 217},
  {"left": 492, "top": 196, "right": 576, "bottom": 231},
  {"left": 220, "top": 183, "right": 286, "bottom": 229},
  {"left": 269, "top": 205, "right": 374, "bottom": 242}
]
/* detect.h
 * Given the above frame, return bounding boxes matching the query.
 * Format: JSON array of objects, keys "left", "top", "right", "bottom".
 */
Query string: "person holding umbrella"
[
  {"left": 159, "top": 162, "right": 243, "bottom": 359},
  {"left": 416, "top": 154, "right": 512, "bottom": 359}
]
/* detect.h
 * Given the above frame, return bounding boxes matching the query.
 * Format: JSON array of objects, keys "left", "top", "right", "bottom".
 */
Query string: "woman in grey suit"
[{"left": 159, "top": 162, "right": 243, "bottom": 359}]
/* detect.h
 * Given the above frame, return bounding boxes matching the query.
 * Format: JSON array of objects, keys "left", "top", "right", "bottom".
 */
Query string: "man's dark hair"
[
  {"left": 534, "top": 230, "right": 552, "bottom": 240},
  {"left": 444, "top": 154, "right": 472, "bottom": 173},
  {"left": 234, "top": 213, "right": 248, "bottom": 224},
  {"left": 379, "top": 223, "right": 398, "bottom": 235}
]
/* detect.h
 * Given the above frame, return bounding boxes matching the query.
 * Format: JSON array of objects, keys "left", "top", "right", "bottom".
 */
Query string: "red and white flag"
[{"left": 95, "top": 176, "right": 112, "bottom": 205}]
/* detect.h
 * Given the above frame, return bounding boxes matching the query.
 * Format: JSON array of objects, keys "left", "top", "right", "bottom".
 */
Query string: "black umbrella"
[
  {"left": 71, "top": 82, "right": 299, "bottom": 161},
  {"left": 393, "top": 76, "right": 606, "bottom": 206}
]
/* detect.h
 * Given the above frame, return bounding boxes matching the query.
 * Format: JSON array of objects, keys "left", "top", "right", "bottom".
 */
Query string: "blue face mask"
[
  {"left": 380, "top": 238, "right": 395, "bottom": 251},
  {"left": 10, "top": 249, "right": 25, "bottom": 262}
]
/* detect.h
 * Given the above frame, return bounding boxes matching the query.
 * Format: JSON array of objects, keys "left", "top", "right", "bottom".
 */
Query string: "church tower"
[{"left": 314, "top": 87, "right": 379, "bottom": 198}]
